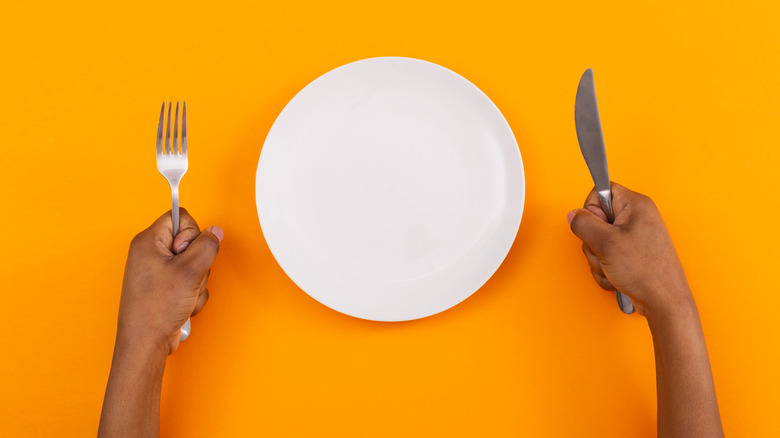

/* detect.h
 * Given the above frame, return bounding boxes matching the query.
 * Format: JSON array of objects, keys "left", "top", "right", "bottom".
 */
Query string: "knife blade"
[{"left": 574, "top": 68, "right": 635, "bottom": 315}]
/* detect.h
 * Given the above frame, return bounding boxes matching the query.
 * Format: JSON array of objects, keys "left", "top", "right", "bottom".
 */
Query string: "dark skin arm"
[
  {"left": 568, "top": 182, "right": 723, "bottom": 438},
  {"left": 98, "top": 209, "right": 223, "bottom": 438}
]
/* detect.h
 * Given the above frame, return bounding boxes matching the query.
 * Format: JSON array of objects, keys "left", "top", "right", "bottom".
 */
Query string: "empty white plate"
[{"left": 256, "top": 57, "right": 524, "bottom": 321}]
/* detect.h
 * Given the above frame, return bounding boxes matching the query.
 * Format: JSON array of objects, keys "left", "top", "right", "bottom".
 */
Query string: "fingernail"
[
  {"left": 175, "top": 241, "right": 190, "bottom": 254},
  {"left": 566, "top": 210, "right": 575, "bottom": 225},
  {"left": 209, "top": 226, "right": 224, "bottom": 242}
]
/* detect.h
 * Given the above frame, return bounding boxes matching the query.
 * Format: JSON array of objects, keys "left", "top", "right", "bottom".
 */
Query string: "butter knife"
[{"left": 574, "top": 68, "right": 635, "bottom": 314}]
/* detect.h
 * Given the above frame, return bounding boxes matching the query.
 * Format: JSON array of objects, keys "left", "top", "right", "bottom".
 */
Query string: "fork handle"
[
  {"left": 171, "top": 184, "right": 181, "bottom": 237},
  {"left": 170, "top": 185, "right": 191, "bottom": 341},
  {"left": 180, "top": 318, "right": 191, "bottom": 341}
]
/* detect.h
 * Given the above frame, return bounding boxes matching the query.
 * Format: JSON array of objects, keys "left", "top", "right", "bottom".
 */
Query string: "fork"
[{"left": 156, "top": 101, "right": 191, "bottom": 340}]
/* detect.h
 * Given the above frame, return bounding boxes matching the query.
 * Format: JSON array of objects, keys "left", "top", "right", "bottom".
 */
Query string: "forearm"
[
  {"left": 98, "top": 334, "right": 168, "bottom": 438},
  {"left": 648, "top": 294, "right": 723, "bottom": 438}
]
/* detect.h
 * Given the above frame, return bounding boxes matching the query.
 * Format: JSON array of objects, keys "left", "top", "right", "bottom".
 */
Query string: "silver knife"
[{"left": 574, "top": 68, "right": 635, "bottom": 315}]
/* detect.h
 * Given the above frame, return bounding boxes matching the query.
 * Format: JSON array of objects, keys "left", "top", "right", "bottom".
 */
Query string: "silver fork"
[{"left": 156, "top": 101, "right": 191, "bottom": 340}]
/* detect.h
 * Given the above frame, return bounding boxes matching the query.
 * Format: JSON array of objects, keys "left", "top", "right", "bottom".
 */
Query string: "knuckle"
[
  {"left": 180, "top": 208, "right": 200, "bottom": 228},
  {"left": 181, "top": 263, "right": 203, "bottom": 281},
  {"left": 594, "top": 274, "right": 614, "bottom": 290},
  {"left": 596, "top": 235, "right": 615, "bottom": 253},
  {"left": 129, "top": 231, "right": 147, "bottom": 249},
  {"left": 183, "top": 270, "right": 203, "bottom": 285},
  {"left": 638, "top": 194, "right": 657, "bottom": 209}
]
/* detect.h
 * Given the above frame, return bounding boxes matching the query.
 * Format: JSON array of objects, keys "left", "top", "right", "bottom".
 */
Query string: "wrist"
[
  {"left": 645, "top": 289, "right": 699, "bottom": 334},
  {"left": 116, "top": 316, "right": 172, "bottom": 357},
  {"left": 114, "top": 330, "right": 170, "bottom": 361}
]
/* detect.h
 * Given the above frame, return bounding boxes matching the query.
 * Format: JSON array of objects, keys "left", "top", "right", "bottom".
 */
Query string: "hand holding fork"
[{"left": 157, "top": 101, "right": 191, "bottom": 340}]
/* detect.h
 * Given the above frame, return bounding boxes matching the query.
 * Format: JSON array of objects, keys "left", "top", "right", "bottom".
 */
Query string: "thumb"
[
  {"left": 177, "top": 226, "right": 223, "bottom": 275},
  {"left": 568, "top": 209, "right": 614, "bottom": 256}
]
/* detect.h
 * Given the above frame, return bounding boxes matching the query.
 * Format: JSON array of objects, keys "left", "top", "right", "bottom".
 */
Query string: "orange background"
[{"left": 1, "top": 0, "right": 778, "bottom": 436}]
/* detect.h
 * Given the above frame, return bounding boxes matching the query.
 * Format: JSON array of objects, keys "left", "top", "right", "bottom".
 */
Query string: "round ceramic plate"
[{"left": 256, "top": 57, "right": 524, "bottom": 321}]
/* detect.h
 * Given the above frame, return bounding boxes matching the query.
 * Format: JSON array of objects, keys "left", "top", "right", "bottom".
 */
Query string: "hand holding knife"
[{"left": 574, "top": 68, "right": 635, "bottom": 315}]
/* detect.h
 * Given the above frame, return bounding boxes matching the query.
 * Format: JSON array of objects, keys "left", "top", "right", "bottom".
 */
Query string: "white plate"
[{"left": 256, "top": 57, "right": 524, "bottom": 321}]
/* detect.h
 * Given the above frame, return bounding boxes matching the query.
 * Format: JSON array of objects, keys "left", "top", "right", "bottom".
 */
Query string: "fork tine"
[
  {"left": 173, "top": 101, "right": 180, "bottom": 155},
  {"left": 165, "top": 102, "right": 172, "bottom": 155},
  {"left": 156, "top": 103, "right": 164, "bottom": 156},
  {"left": 182, "top": 101, "right": 187, "bottom": 156}
]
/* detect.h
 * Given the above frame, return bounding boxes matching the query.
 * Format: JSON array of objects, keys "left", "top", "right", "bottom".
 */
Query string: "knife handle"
[
  {"left": 597, "top": 190, "right": 615, "bottom": 224},
  {"left": 616, "top": 291, "right": 635, "bottom": 314},
  {"left": 597, "top": 190, "right": 636, "bottom": 315}
]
